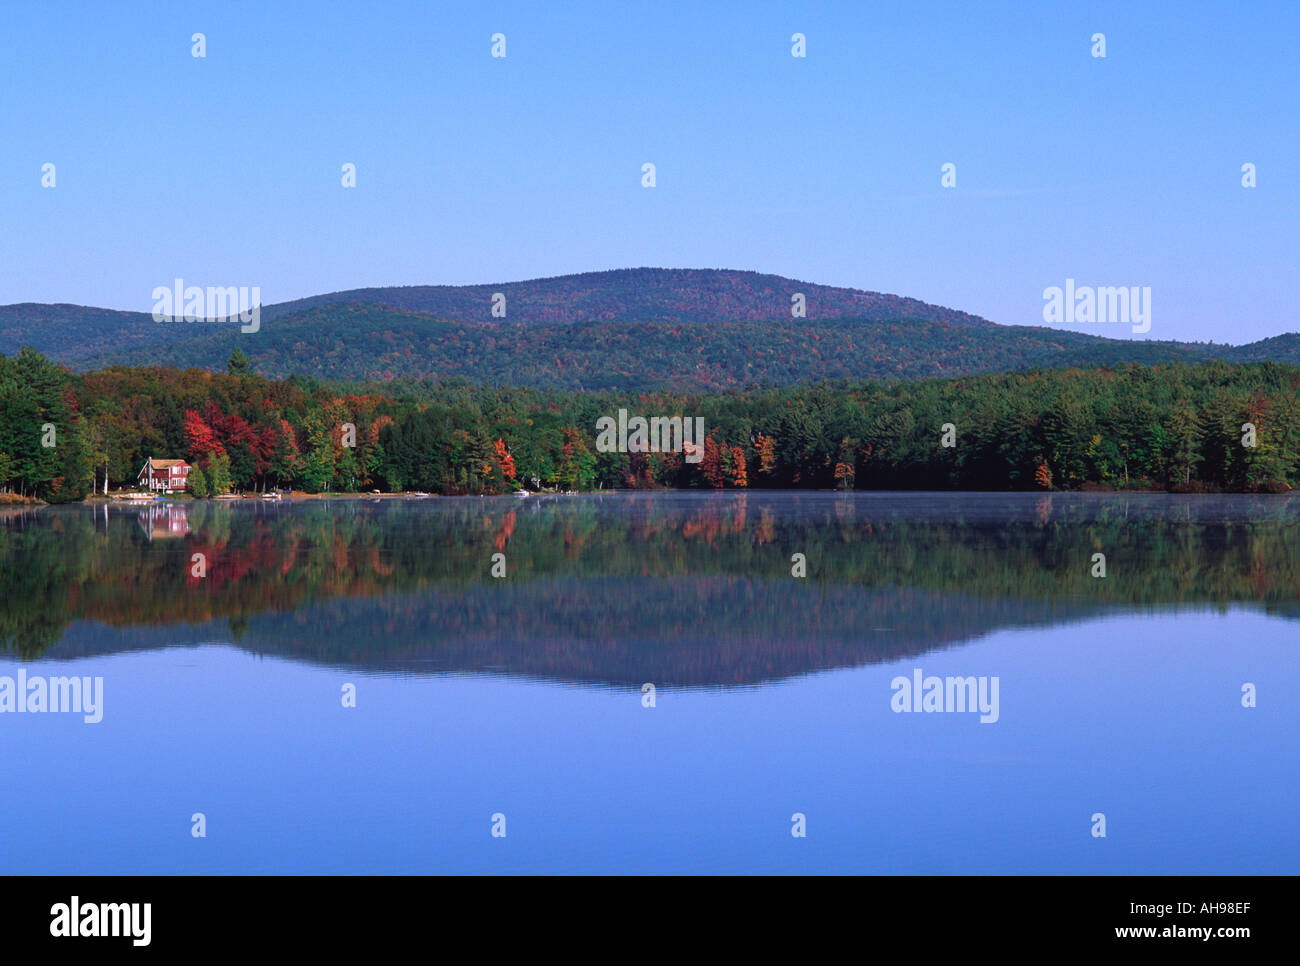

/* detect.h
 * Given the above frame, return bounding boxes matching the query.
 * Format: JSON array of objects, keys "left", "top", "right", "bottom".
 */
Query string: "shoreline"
[{"left": 72, "top": 486, "right": 1300, "bottom": 504}]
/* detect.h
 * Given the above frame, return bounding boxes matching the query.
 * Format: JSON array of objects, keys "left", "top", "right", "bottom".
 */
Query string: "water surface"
[{"left": 1, "top": 492, "right": 1295, "bottom": 873}]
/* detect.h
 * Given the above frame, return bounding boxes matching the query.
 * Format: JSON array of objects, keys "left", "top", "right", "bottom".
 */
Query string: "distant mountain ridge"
[
  {"left": 260, "top": 267, "right": 996, "bottom": 328},
  {"left": 1, "top": 268, "right": 1295, "bottom": 390}
]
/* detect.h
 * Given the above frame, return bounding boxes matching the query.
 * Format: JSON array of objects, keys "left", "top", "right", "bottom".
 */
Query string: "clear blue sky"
[{"left": 1, "top": 0, "right": 1295, "bottom": 343}]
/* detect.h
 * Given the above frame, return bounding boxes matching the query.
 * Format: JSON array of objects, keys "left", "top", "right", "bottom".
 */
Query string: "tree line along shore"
[{"left": 1, "top": 347, "right": 1297, "bottom": 502}]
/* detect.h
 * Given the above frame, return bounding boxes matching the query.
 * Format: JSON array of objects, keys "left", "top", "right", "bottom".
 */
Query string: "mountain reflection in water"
[{"left": 3, "top": 492, "right": 1297, "bottom": 688}]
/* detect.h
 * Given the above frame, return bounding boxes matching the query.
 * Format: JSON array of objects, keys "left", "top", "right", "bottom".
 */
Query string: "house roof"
[{"left": 146, "top": 459, "right": 187, "bottom": 468}]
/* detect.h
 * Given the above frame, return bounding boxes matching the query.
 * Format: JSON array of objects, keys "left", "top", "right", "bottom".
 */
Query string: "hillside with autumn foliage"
[
  {"left": 2, "top": 346, "right": 1299, "bottom": 502},
  {"left": 3, "top": 269, "right": 1299, "bottom": 390}
]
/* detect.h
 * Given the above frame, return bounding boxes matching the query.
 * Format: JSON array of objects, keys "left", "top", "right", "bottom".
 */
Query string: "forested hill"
[
  {"left": 2, "top": 268, "right": 1297, "bottom": 390},
  {"left": 263, "top": 268, "right": 997, "bottom": 327}
]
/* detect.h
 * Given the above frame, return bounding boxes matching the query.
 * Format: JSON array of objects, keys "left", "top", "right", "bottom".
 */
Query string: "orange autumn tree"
[
  {"left": 730, "top": 446, "right": 748, "bottom": 487},
  {"left": 1035, "top": 461, "right": 1054, "bottom": 489},
  {"left": 700, "top": 434, "right": 726, "bottom": 488},
  {"left": 494, "top": 438, "right": 516, "bottom": 482}
]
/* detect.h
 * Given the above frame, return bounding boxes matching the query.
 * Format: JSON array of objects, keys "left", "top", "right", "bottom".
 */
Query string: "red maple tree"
[{"left": 184, "top": 409, "right": 225, "bottom": 461}]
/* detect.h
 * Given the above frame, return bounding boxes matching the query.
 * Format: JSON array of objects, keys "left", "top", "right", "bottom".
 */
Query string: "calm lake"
[{"left": 1, "top": 492, "right": 1296, "bottom": 874}]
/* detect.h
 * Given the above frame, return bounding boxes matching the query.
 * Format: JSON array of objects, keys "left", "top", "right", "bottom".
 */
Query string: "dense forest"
[
  {"left": 4, "top": 268, "right": 1299, "bottom": 389},
  {"left": 1, "top": 347, "right": 1298, "bottom": 500},
  {"left": 60, "top": 308, "right": 1297, "bottom": 390},
  {"left": 0, "top": 268, "right": 993, "bottom": 363}
]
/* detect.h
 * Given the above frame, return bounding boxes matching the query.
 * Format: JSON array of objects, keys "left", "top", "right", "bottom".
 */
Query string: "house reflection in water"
[{"left": 137, "top": 503, "right": 191, "bottom": 541}]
